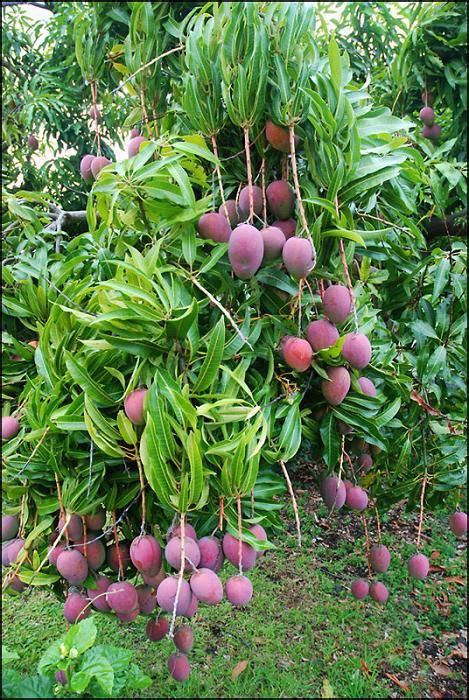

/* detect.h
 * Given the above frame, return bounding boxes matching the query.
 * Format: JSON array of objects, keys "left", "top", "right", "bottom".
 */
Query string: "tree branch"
[
  {"left": 2, "top": 59, "right": 22, "bottom": 79},
  {"left": 423, "top": 209, "right": 467, "bottom": 240},
  {"left": 1, "top": 2, "right": 52, "bottom": 10}
]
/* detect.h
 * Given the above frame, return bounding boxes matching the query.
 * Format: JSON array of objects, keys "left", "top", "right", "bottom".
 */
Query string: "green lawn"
[{"left": 2, "top": 494, "right": 467, "bottom": 698}]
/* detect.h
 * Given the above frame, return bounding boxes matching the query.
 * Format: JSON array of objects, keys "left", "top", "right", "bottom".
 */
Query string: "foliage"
[
  {"left": 320, "top": 2, "right": 468, "bottom": 162},
  {"left": 1, "top": 0, "right": 467, "bottom": 687},
  {"left": 2, "top": 618, "right": 151, "bottom": 698},
  {"left": 2, "top": 502, "right": 467, "bottom": 698}
]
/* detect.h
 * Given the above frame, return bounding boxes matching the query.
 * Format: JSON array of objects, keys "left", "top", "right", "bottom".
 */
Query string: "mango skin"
[
  {"left": 127, "top": 135, "right": 147, "bottom": 157},
  {"left": 106, "top": 581, "right": 139, "bottom": 613},
  {"left": 272, "top": 218, "right": 296, "bottom": 240},
  {"left": 197, "top": 212, "right": 231, "bottom": 243},
  {"left": 320, "top": 474, "right": 346, "bottom": 510},
  {"left": 370, "top": 545, "right": 391, "bottom": 573},
  {"left": 156, "top": 576, "right": 191, "bottom": 615},
  {"left": 80, "top": 154, "right": 95, "bottom": 181},
  {"left": 2, "top": 416, "right": 20, "bottom": 441},
  {"left": 167, "top": 653, "right": 191, "bottom": 682},
  {"left": 341, "top": 333, "right": 372, "bottom": 369},
  {"left": 56, "top": 549, "right": 89, "bottom": 585},
  {"left": 322, "top": 284, "right": 351, "bottom": 324},
  {"left": 124, "top": 388, "right": 148, "bottom": 425},
  {"left": 351, "top": 579, "right": 369, "bottom": 599},
  {"left": 64, "top": 592, "right": 90, "bottom": 623},
  {"left": 407, "top": 553, "right": 429, "bottom": 580},
  {"left": 419, "top": 107, "right": 434, "bottom": 125},
  {"left": 266, "top": 180, "right": 295, "bottom": 220},
  {"left": 189, "top": 568, "right": 223, "bottom": 605},
  {"left": 345, "top": 485, "right": 368, "bottom": 511},
  {"left": 90, "top": 156, "right": 111, "bottom": 179},
  {"left": 358, "top": 376, "right": 376, "bottom": 397},
  {"left": 219, "top": 199, "right": 240, "bottom": 228},
  {"left": 265, "top": 120, "right": 298, "bottom": 153},
  {"left": 222, "top": 533, "right": 256, "bottom": 571},
  {"left": 321, "top": 366, "right": 350, "bottom": 405},
  {"left": 226, "top": 574, "right": 253, "bottom": 606},
  {"left": 422, "top": 123, "right": 441, "bottom": 140},
  {"left": 2, "top": 515, "right": 19, "bottom": 542},
  {"left": 369, "top": 581, "right": 389, "bottom": 604},
  {"left": 228, "top": 224, "right": 264, "bottom": 280},
  {"left": 261, "top": 226, "right": 286, "bottom": 261},
  {"left": 238, "top": 185, "right": 263, "bottom": 218},
  {"left": 449, "top": 511, "right": 467, "bottom": 537},
  {"left": 306, "top": 319, "right": 339, "bottom": 351},
  {"left": 281, "top": 336, "right": 313, "bottom": 372},
  {"left": 27, "top": 134, "right": 39, "bottom": 150},
  {"left": 282, "top": 237, "right": 314, "bottom": 279}
]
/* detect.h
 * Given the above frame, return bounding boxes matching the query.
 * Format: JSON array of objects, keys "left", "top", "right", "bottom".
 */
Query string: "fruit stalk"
[
  {"left": 90, "top": 79, "right": 101, "bottom": 156},
  {"left": 169, "top": 513, "right": 185, "bottom": 639},
  {"left": 361, "top": 513, "right": 372, "bottom": 580},
  {"left": 211, "top": 134, "right": 229, "bottom": 223},
  {"left": 288, "top": 125, "right": 316, "bottom": 265},
  {"left": 5, "top": 512, "right": 71, "bottom": 592},
  {"left": 297, "top": 279, "right": 303, "bottom": 335},
  {"left": 279, "top": 460, "right": 302, "bottom": 548},
  {"left": 18, "top": 494, "right": 26, "bottom": 538},
  {"left": 189, "top": 275, "right": 253, "bottom": 350},
  {"left": 374, "top": 505, "right": 382, "bottom": 544},
  {"left": 134, "top": 447, "right": 147, "bottom": 534},
  {"left": 139, "top": 87, "right": 153, "bottom": 139},
  {"left": 243, "top": 127, "right": 254, "bottom": 223},
  {"left": 17, "top": 426, "right": 51, "bottom": 479},
  {"left": 338, "top": 238, "right": 359, "bottom": 333},
  {"left": 82, "top": 517, "right": 88, "bottom": 559},
  {"left": 237, "top": 496, "right": 243, "bottom": 575},
  {"left": 55, "top": 472, "right": 69, "bottom": 545},
  {"left": 112, "top": 512, "right": 124, "bottom": 580},
  {"left": 261, "top": 151, "right": 267, "bottom": 226},
  {"left": 416, "top": 474, "right": 427, "bottom": 551},
  {"left": 218, "top": 496, "right": 225, "bottom": 531}
]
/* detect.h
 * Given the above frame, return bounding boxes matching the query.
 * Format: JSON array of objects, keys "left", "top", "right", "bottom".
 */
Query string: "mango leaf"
[
  {"left": 320, "top": 412, "right": 340, "bottom": 468},
  {"left": 194, "top": 316, "right": 225, "bottom": 392}
]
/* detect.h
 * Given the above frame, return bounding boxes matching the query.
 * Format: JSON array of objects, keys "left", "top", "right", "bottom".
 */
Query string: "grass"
[{"left": 2, "top": 494, "right": 467, "bottom": 698}]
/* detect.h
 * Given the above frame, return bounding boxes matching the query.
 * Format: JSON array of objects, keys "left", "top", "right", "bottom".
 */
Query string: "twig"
[
  {"left": 338, "top": 237, "right": 359, "bottom": 333},
  {"left": 218, "top": 497, "right": 225, "bottom": 531},
  {"left": 288, "top": 125, "right": 316, "bottom": 266},
  {"left": 189, "top": 275, "right": 253, "bottom": 350},
  {"left": 416, "top": 475, "right": 427, "bottom": 551},
  {"left": 112, "top": 511, "right": 124, "bottom": 581},
  {"left": 18, "top": 495, "right": 26, "bottom": 538},
  {"left": 361, "top": 512, "right": 372, "bottom": 580},
  {"left": 135, "top": 447, "right": 146, "bottom": 535},
  {"left": 243, "top": 127, "right": 254, "bottom": 223},
  {"left": 169, "top": 513, "right": 185, "bottom": 639},
  {"left": 140, "top": 87, "right": 153, "bottom": 140},
  {"left": 261, "top": 152, "right": 267, "bottom": 226},
  {"left": 15, "top": 427, "right": 51, "bottom": 478},
  {"left": 4, "top": 513, "right": 71, "bottom": 592},
  {"left": 110, "top": 45, "right": 184, "bottom": 94},
  {"left": 279, "top": 460, "right": 302, "bottom": 548},
  {"left": 211, "top": 134, "right": 229, "bottom": 222},
  {"left": 237, "top": 496, "right": 244, "bottom": 575},
  {"left": 374, "top": 505, "right": 382, "bottom": 544}
]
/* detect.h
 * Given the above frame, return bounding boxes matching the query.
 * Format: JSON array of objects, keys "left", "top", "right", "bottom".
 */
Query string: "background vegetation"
[{"left": 2, "top": 1, "right": 466, "bottom": 697}]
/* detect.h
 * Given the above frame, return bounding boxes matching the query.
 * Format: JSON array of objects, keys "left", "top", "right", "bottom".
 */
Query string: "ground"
[{"left": 2, "top": 480, "right": 467, "bottom": 699}]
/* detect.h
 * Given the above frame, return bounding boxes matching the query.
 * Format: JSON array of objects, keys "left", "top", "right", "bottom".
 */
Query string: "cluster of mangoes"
[
  {"left": 315, "top": 473, "right": 467, "bottom": 605},
  {"left": 419, "top": 90, "right": 441, "bottom": 141},
  {"left": 2, "top": 386, "right": 269, "bottom": 683}
]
